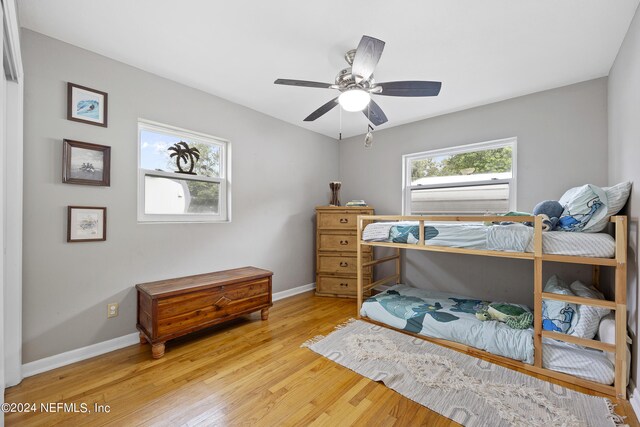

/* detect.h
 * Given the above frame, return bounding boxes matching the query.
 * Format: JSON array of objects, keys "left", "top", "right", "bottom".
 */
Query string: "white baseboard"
[
  {"left": 22, "top": 332, "right": 140, "bottom": 378},
  {"left": 629, "top": 380, "right": 640, "bottom": 419},
  {"left": 20, "top": 282, "right": 316, "bottom": 378},
  {"left": 273, "top": 282, "right": 315, "bottom": 301}
]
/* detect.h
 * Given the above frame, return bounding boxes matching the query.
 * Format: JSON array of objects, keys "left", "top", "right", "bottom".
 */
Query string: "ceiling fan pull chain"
[
  {"left": 364, "top": 117, "right": 374, "bottom": 149},
  {"left": 339, "top": 105, "right": 343, "bottom": 140}
]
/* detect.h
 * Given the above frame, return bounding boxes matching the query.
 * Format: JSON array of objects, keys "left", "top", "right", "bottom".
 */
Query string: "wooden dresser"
[
  {"left": 315, "top": 206, "right": 373, "bottom": 298},
  {"left": 136, "top": 266, "right": 273, "bottom": 358}
]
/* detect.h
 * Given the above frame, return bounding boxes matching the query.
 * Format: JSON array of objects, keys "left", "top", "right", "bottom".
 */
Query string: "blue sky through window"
[
  {"left": 140, "top": 129, "right": 220, "bottom": 177},
  {"left": 140, "top": 130, "right": 182, "bottom": 172}
]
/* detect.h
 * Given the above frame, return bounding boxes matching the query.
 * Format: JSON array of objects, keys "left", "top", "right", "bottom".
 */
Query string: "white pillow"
[
  {"left": 557, "top": 184, "right": 608, "bottom": 232},
  {"left": 584, "top": 181, "right": 632, "bottom": 232},
  {"left": 569, "top": 280, "right": 610, "bottom": 339},
  {"left": 598, "top": 313, "right": 631, "bottom": 386}
]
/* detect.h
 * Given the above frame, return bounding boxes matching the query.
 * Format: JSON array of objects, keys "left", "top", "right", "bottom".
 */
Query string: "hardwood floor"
[{"left": 5, "top": 292, "right": 638, "bottom": 426}]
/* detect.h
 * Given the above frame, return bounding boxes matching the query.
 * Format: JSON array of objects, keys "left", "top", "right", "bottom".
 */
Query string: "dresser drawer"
[
  {"left": 318, "top": 254, "right": 371, "bottom": 274},
  {"left": 318, "top": 233, "right": 359, "bottom": 252},
  {"left": 318, "top": 211, "right": 371, "bottom": 229},
  {"left": 316, "top": 276, "right": 369, "bottom": 295}
]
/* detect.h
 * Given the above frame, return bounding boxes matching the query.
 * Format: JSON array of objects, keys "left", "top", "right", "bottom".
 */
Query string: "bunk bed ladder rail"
[{"left": 536, "top": 215, "right": 628, "bottom": 399}]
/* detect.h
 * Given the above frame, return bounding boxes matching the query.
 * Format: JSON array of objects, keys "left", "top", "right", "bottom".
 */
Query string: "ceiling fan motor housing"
[
  {"left": 336, "top": 69, "right": 374, "bottom": 91},
  {"left": 335, "top": 68, "right": 355, "bottom": 88}
]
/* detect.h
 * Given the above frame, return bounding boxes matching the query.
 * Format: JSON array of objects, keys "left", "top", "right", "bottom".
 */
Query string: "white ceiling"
[{"left": 18, "top": 0, "right": 639, "bottom": 139}]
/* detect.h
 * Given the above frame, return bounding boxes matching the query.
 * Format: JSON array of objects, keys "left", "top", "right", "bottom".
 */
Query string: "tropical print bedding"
[
  {"left": 360, "top": 284, "right": 616, "bottom": 384},
  {"left": 361, "top": 284, "right": 535, "bottom": 363}
]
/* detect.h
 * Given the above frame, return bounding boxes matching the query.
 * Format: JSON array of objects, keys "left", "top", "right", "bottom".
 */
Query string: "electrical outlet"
[{"left": 107, "top": 303, "right": 119, "bottom": 318}]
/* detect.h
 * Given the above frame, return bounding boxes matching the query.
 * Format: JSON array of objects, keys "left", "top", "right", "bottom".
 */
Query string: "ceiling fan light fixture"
[{"left": 338, "top": 88, "right": 370, "bottom": 112}]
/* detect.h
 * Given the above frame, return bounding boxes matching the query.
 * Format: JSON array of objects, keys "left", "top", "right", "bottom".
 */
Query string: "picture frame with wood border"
[
  {"left": 67, "top": 82, "right": 108, "bottom": 127},
  {"left": 67, "top": 206, "right": 107, "bottom": 242},
  {"left": 62, "top": 139, "right": 111, "bottom": 186}
]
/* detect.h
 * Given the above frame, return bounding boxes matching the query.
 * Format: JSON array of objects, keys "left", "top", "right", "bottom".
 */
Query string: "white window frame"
[
  {"left": 137, "top": 119, "right": 231, "bottom": 223},
  {"left": 402, "top": 137, "right": 517, "bottom": 215}
]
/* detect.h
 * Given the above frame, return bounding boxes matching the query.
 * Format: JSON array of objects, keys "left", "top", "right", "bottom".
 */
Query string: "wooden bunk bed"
[{"left": 355, "top": 214, "right": 628, "bottom": 399}]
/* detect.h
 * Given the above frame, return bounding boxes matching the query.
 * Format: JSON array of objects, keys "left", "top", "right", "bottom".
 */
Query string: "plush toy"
[
  {"left": 532, "top": 200, "right": 564, "bottom": 231},
  {"left": 476, "top": 302, "right": 533, "bottom": 329}
]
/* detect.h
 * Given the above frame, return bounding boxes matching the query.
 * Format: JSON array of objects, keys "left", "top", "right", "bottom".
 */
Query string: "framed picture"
[
  {"left": 67, "top": 82, "right": 108, "bottom": 127},
  {"left": 67, "top": 206, "right": 107, "bottom": 242},
  {"left": 62, "top": 139, "right": 111, "bottom": 186}
]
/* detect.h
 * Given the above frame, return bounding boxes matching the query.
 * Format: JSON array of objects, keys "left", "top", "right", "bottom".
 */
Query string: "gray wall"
[
  {"left": 608, "top": 4, "right": 640, "bottom": 388},
  {"left": 21, "top": 30, "right": 339, "bottom": 363},
  {"left": 339, "top": 79, "right": 609, "bottom": 305}
]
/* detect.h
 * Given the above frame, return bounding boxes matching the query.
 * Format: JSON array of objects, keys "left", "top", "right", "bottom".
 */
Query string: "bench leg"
[
  {"left": 261, "top": 308, "right": 270, "bottom": 320},
  {"left": 151, "top": 342, "right": 165, "bottom": 359}
]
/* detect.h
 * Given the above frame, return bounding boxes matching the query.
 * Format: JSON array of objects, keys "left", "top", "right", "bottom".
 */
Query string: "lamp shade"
[{"left": 338, "top": 89, "right": 371, "bottom": 112}]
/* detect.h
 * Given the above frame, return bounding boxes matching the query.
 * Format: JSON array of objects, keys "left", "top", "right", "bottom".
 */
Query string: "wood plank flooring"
[{"left": 5, "top": 292, "right": 638, "bottom": 426}]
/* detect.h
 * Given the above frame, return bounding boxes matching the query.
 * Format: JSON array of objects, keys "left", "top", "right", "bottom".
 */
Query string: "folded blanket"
[{"left": 362, "top": 221, "right": 416, "bottom": 241}]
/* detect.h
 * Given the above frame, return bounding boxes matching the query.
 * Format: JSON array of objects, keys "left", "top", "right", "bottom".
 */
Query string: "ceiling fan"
[{"left": 274, "top": 35, "right": 442, "bottom": 127}]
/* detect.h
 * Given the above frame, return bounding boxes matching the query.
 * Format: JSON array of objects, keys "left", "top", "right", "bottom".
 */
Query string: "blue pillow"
[{"left": 542, "top": 275, "right": 579, "bottom": 333}]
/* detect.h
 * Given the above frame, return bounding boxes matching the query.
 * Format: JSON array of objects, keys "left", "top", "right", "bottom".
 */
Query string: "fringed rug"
[{"left": 302, "top": 319, "right": 627, "bottom": 427}]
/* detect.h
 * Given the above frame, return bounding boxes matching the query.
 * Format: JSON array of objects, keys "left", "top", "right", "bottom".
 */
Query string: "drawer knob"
[
  {"left": 339, "top": 218, "right": 349, "bottom": 223},
  {"left": 339, "top": 261, "right": 348, "bottom": 267},
  {"left": 340, "top": 240, "right": 349, "bottom": 245},
  {"left": 340, "top": 283, "right": 348, "bottom": 287}
]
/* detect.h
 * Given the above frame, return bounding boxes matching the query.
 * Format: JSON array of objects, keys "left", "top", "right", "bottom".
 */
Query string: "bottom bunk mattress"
[{"left": 360, "top": 284, "right": 615, "bottom": 385}]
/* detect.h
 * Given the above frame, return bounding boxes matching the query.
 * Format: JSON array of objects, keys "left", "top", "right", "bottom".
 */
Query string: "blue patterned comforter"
[{"left": 361, "top": 284, "right": 534, "bottom": 363}]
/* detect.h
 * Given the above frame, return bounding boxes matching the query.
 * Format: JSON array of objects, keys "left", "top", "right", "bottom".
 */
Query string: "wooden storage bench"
[{"left": 136, "top": 266, "right": 273, "bottom": 358}]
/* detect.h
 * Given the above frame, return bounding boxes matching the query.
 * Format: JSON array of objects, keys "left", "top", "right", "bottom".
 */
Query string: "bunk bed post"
[
  {"left": 533, "top": 215, "right": 544, "bottom": 368},
  {"left": 614, "top": 216, "right": 627, "bottom": 400},
  {"left": 356, "top": 215, "right": 363, "bottom": 319},
  {"left": 396, "top": 248, "right": 401, "bottom": 284},
  {"left": 592, "top": 265, "right": 601, "bottom": 289}
]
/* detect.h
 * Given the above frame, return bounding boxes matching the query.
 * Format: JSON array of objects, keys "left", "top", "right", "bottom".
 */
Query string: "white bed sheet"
[
  {"left": 542, "top": 338, "right": 615, "bottom": 385},
  {"left": 362, "top": 222, "right": 615, "bottom": 258}
]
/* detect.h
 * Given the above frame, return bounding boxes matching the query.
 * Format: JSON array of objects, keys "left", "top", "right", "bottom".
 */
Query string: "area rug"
[{"left": 302, "top": 319, "right": 627, "bottom": 427}]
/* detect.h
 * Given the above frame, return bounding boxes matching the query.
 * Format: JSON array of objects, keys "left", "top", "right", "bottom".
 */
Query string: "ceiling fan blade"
[
  {"left": 375, "top": 81, "right": 442, "bottom": 97},
  {"left": 363, "top": 99, "right": 388, "bottom": 126},
  {"left": 304, "top": 97, "right": 339, "bottom": 121},
  {"left": 274, "top": 79, "right": 333, "bottom": 89},
  {"left": 352, "top": 35, "right": 385, "bottom": 83}
]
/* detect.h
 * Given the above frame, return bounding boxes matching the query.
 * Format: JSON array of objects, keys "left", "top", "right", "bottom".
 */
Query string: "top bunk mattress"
[{"left": 362, "top": 222, "right": 615, "bottom": 258}]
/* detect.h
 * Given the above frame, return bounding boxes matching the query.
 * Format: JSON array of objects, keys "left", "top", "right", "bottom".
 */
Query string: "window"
[
  {"left": 138, "top": 120, "right": 230, "bottom": 222},
  {"left": 402, "top": 138, "right": 516, "bottom": 215}
]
